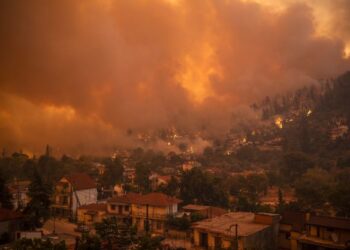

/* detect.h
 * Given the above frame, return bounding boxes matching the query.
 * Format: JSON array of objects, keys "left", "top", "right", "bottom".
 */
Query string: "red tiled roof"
[
  {"left": 138, "top": 193, "right": 182, "bottom": 206},
  {"left": 108, "top": 193, "right": 143, "bottom": 204},
  {"left": 0, "top": 208, "right": 23, "bottom": 221},
  {"left": 158, "top": 175, "right": 171, "bottom": 183},
  {"left": 65, "top": 173, "right": 96, "bottom": 191},
  {"left": 109, "top": 192, "right": 182, "bottom": 206},
  {"left": 78, "top": 203, "right": 107, "bottom": 212}
]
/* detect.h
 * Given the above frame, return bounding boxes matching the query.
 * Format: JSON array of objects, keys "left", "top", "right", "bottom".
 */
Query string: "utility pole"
[
  {"left": 228, "top": 224, "right": 238, "bottom": 250},
  {"left": 146, "top": 204, "right": 149, "bottom": 233},
  {"left": 53, "top": 210, "right": 56, "bottom": 235}
]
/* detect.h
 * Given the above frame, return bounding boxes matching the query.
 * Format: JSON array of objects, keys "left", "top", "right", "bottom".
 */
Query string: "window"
[
  {"left": 118, "top": 205, "right": 123, "bottom": 214},
  {"left": 110, "top": 205, "right": 116, "bottom": 211},
  {"left": 200, "top": 233, "right": 208, "bottom": 247},
  {"left": 125, "top": 205, "right": 129, "bottom": 212}
]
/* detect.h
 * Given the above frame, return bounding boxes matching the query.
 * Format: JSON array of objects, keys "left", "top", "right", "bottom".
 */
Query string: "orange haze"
[{"left": 0, "top": 0, "right": 349, "bottom": 155}]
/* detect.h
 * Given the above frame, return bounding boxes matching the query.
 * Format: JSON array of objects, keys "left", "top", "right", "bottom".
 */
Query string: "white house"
[{"left": 51, "top": 173, "right": 97, "bottom": 219}]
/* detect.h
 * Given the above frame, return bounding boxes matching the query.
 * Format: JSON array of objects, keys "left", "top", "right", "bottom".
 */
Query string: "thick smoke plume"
[{"left": 0, "top": 0, "right": 349, "bottom": 155}]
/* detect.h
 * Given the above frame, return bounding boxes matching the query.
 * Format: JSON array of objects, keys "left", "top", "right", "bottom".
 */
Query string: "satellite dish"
[{"left": 331, "top": 233, "right": 339, "bottom": 243}]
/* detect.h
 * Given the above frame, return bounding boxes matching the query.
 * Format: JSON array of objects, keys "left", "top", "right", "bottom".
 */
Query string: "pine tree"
[
  {"left": 276, "top": 188, "right": 285, "bottom": 213},
  {"left": 24, "top": 168, "right": 52, "bottom": 229},
  {"left": 0, "top": 171, "right": 13, "bottom": 209}
]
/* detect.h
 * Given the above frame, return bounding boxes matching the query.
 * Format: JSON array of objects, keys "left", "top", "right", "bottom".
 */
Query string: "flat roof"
[
  {"left": 183, "top": 204, "right": 210, "bottom": 211},
  {"left": 192, "top": 212, "right": 269, "bottom": 237}
]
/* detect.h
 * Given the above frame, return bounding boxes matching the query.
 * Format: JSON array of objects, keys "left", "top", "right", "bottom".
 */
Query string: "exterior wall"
[
  {"left": 12, "top": 191, "right": 30, "bottom": 210},
  {"left": 193, "top": 229, "right": 236, "bottom": 250},
  {"left": 290, "top": 232, "right": 301, "bottom": 250},
  {"left": 77, "top": 209, "right": 106, "bottom": 225},
  {"left": 130, "top": 204, "right": 177, "bottom": 234},
  {"left": 193, "top": 226, "right": 276, "bottom": 250},
  {"left": 0, "top": 220, "right": 21, "bottom": 241},
  {"left": 107, "top": 202, "right": 131, "bottom": 216},
  {"left": 278, "top": 224, "right": 301, "bottom": 250},
  {"left": 53, "top": 178, "right": 71, "bottom": 209},
  {"left": 131, "top": 204, "right": 168, "bottom": 220},
  {"left": 51, "top": 178, "right": 72, "bottom": 218},
  {"left": 242, "top": 226, "right": 275, "bottom": 250},
  {"left": 52, "top": 177, "right": 97, "bottom": 219},
  {"left": 72, "top": 188, "right": 98, "bottom": 216},
  {"left": 279, "top": 230, "right": 292, "bottom": 249},
  {"left": 308, "top": 225, "right": 350, "bottom": 245},
  {"left": 193, "top": 230, "right": 200, "bottom": 246},
  {"left": 0, "top": 221, "right": 10, "bottom": 237}
]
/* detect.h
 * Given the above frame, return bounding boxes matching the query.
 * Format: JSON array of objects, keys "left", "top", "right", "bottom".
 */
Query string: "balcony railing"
[{"left": 133, "top": 212, "right": 166, "bottom": 220}]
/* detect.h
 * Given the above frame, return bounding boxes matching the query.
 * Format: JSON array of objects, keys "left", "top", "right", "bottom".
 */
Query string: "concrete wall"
[
  {"left": 309, "top": 225, "right": 350, "bottom": 245},
  {"left": 107, "top": 202, "right": 131, "bottom": 216},
  {"left": 131, "top": 204, "right": 169, "bottom": 219},
  {"left": 194, "top": 226, "right": 277, "bottom": 250},
  {"left": 0, "top": 220, "right": 21, "bottom": 241},
  {"left": 72, "top": 188, "right": 97, "bottom": 216}
]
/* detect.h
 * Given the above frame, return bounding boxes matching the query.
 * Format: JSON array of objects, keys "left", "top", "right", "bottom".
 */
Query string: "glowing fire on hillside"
[{"left": 275, "top": 117, "right": 283, "bottom": 129}]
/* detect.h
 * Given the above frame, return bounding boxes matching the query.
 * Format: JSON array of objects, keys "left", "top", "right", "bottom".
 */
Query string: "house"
[
  {"left": 259, "top": 187, "right": 297, "bottom": 209},
  {"left": 51, "top": 173, "right": 97, "bottom": 219},
  {"left": 278, "top": 211, "right": 307, "bottom": 250},
  {"left": 0, "top": 208, "right": 23, "bottom": 242},
  {"left": 107, "top": 193, "right": 141, "bottom": 224},
  {"left": 149, "top": 173, "right": 171, "bottom": 190},
  {"left": 107, "top": 192, "right": 182, "bottom": 235},
  {"left": 113, "top": 184, "right": 125, "bottom": 196},
  {"left": 8, "top": 180, "right": 31, "bottom": 210},
  {"left": 77, "top": 203, "right": 107, "bottom": 226},
  {"left": 298, "top": 214, "right": 350, "bottom": 250},
  {"left": 123, "top": 167, "right": 136, "bottom": 184},
  {"left": 182, "top": 204, "right": 227, "bottom": 219},
  {"left": 192, "top": 212, "right": 280, "bottom": 250},
  {"left": 181, "top": 161, "right": 201, "bottom": 172},
  {"left": 91, "top": 163, "right": 106, "bottom": 176}
]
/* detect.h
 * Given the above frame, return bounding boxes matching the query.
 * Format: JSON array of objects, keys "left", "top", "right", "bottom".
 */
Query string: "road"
[{"left": 43, "top": 218, "right": 80, "bottom": 237}]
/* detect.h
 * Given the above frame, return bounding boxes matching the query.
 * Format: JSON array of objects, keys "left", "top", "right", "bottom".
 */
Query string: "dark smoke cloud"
[{"left": 0, "top": 0, "right": 349, "bottom": 155}]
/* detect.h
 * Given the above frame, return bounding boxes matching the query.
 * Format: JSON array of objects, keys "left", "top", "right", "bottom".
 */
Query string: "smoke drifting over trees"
[{"left": 0, "top": 0, "right": 349, "bottom": 154}]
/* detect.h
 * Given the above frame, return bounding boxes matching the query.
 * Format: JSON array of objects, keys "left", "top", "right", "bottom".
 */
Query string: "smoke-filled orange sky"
[{"left": 0, "top": 0, "right": 349, "bottom": 155}]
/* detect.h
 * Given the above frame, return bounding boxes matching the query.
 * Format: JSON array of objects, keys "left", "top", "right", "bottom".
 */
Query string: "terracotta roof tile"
[
  {"left": 78, "top": 203, "right": 107, "bottom": 212},
  {"left": 65, "top": 173, "right": 96, "bottom": 191},
  {"left": 139, "top": 193, "right": 182, "bottom": 206},
  {"left": 108, "top": 192, "right": 181, "bottom": 206},
  {"left": 108, "top": 193, "right": 143, "bottom": 204}
]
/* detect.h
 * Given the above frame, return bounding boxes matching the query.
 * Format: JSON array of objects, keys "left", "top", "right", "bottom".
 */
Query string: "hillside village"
[{"left": 1, "top": 73, "right": 350, "bottom": 249}]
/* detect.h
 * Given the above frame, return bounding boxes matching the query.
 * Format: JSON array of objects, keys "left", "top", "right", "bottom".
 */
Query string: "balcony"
[
  {"left": 298, "top": 235, "right": 348, "bottom": 249},
  {"left": 134, "top": 212, "right": 166, "bottom": 220}
]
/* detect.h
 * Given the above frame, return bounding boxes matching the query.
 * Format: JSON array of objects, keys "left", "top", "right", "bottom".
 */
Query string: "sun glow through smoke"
[{"left": 177, "top": 44, "right": 221, "bottom": 103}]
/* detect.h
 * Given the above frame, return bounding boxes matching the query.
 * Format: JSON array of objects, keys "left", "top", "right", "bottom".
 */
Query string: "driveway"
[{"left": 43, "top": 218, "right": 80, "bottom": 237}]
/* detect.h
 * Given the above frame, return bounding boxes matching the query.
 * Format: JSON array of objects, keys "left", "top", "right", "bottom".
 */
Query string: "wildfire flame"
[{"left": 275, "top": 116, "right": 283, "bottom": 129}]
